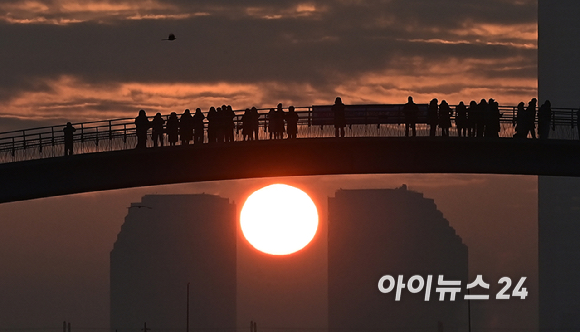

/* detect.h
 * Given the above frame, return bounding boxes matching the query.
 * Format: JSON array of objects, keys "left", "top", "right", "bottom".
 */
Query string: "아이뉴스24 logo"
[{"left": 378, "top": 275, "right": 527, "bottom": 301}]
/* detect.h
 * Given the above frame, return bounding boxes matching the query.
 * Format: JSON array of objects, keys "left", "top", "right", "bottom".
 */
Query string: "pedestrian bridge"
[
  {"left": 1, "top": 103, "right": 579, "bottom": 203},
  {"left": 0, "top": 137, "right": 579, "bottom": 204}
]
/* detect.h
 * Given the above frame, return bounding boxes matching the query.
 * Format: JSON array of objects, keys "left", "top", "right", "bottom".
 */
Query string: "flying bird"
[{"left": 162, "top": 33, "right": 176, "bottom": 41}]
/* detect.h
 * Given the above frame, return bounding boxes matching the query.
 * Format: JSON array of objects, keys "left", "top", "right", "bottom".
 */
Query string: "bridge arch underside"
[{"left": 0, "top": 137, "right": 578, "bottom": 204}]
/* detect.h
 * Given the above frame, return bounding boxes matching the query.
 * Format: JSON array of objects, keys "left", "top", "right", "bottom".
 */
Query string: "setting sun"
[{"left": 240, "top": 184, "right": 318, "bottom": 255}]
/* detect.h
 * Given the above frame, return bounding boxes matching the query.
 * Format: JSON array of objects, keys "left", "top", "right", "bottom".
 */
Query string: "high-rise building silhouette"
[
  {"left": 328, "top": 187, "right": 468, "bottom": 332},
  {"left": 539, "top": 176, "right": 580, "bottom": 330},
  {"left": 539, "top": 1, "right": 580, "bottom": 329},
  {"left": 110, "top": 194, "right": 236, "bottom": 332}
]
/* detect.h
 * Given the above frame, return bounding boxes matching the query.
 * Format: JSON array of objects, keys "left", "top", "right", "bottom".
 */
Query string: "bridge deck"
[
  {"left": 0, "top": 137, "right": 578, "bottom": 204},
  {"left": 1, "top": 104, "right": 579, "bottom": 164}
]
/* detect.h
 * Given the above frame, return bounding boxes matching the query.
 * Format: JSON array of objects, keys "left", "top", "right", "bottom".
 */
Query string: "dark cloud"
[{"left": 0, "top": 0, "right": 537, "bottom": 117}]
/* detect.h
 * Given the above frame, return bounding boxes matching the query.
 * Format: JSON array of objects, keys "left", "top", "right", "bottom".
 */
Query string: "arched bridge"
[
  {"left": 0, "top": 103, "right": 579, "bottom": 203},
  {"left": 1, "top": 137, "right": 579, "bottom": 204}
]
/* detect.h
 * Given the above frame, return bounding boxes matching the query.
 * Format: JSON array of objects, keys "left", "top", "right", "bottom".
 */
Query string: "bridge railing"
[{"left": 0, "top": 105, "right": 578, "bottom": 164}]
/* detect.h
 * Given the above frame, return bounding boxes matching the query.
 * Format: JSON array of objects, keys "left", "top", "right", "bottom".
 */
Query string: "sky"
[
  {"left": 0, "top": 0, "right": 544, "bottom": 331},
  {"left": 0, "top": 0, "right": 537, "bottom": 131}
]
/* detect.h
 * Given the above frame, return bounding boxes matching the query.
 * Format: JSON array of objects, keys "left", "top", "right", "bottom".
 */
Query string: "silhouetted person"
[
  {"left": 225, "top": 105, "right": 235, "bottom": 143},
  {"left": 275, "top": 103, "right": 285, "bottom": 139},
  {"left": 332, "top": 97, "right": 346, "bottom": 137},
  {"left": 428, "top": 99, "right": 439, "bottom": 137},
  {"left": 467, "top": 101, "right": 477, "bottom": 137},
  {"left": 286, "top": 106, "right": 299, "bottom": 139},
  {"left": 455, "top": 101, "right": 467, "bottom": 137},
  {"left": 475, "top": 99, "right": 487, "bottom": 137},
  {"left": 151, "top": 113, "right": 165, "bottom": 147},
  {"left": 135, "top": 109, "right": 150, "bottom": 149},
  {"left": 485, "top": 99, "right": 501, "bottom": 138},
  {"left": 216, "top": 106, "right": 226, "bottom": 142},
  {"left": 166, "top": 112, "right": 179, "bottom": 146},
  {"left": 251, "top": 107, "right": 260, "bottom": 140},
  {"left": 207, "top": 107, "right": 218, "bottom": 143},
  {"left": 403, "top": 96, "right": 418, "bottom": 137},
  {"left": 267, "top": 108, "right": 276, "bottom": 139},
  {"left": 513, "top": 102, "right": 526, "bottom": 138},
  {"left": 180, "top": 109, "right": 194, "bottom": 145},
  {"left": 193, "top": 108, "right": 205, "bottom": 144},
  {"left": 525, "top": 98, "right": 537, "bottom": 139},
  {"left": 438, "top": 100, "right": 452, "bottom": 137},
  {"left": 62, "top": 122, "right": 76, "bottom": 156},
  {"left": 538, "top": 100, "right": 552, "bottom": 139}
]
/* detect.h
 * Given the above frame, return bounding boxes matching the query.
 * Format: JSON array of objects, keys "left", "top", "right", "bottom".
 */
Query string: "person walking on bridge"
[
  {"left": 403, "top": 96, "right": 418, "bottom": 137},
  {"left": 332, "top": 97, "right": 346, "bottom": 137},
  {"left": 525, "top": 98, "right": 537, "bottom": 139}
]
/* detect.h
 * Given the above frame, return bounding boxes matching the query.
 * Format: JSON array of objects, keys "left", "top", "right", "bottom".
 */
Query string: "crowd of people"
[
  {"left": 60, "top": 97, "right": 556, "bottom": 155},
  {"left": 133, "top": 103, "right": 301, "bottom": 149},
  {"left": 403, "top": 96, "right": 553, "bottom": 139}
]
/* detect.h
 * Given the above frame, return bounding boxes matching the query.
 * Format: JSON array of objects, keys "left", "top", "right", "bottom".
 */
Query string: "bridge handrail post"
[
  {"left": 96, "top": 127, "right": 99, "bottom": 148},
  {"left": 109, "top": 120, "right": 113, "bottom": 141},
  {"left": 38, "top": 133, "right": 42, "bottom": 154},
  {"left": 51, "top": 127, "right": 55, "bottom": 146},
  {"left": 308, "top": 107, "right": 311, "bottom": 128},
  {"left": 11, "top": 137, "right": 15, "bottom": 157},
  {"left": 123, "top": 124, "right": 127, "bottom": 143},
  {"left": 81, "top": 123, "right": 84, "bottom": 143},
  {"left": 22, "top": 130, "right": 26, "bottom": 150}
]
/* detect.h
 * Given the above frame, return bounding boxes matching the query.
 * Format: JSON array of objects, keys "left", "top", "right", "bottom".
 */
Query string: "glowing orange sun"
[{"left": 240, "top": 184, "right": 319, "bottom": 255}]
